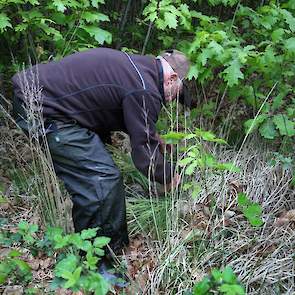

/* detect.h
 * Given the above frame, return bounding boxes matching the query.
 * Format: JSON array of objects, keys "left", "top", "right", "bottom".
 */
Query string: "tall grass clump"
[{"left": 0, "top": 66, "right": 71, "bottom": 231}]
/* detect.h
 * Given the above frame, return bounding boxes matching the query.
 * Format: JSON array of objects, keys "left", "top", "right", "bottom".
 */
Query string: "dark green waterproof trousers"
[{"left": 13, "top": 97, "right": 129, "bottom": 253}]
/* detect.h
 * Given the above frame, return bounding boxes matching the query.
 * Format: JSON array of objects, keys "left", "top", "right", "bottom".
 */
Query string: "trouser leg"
[{"left": 46, "top": 122, "right": 129, "bottom": 253}]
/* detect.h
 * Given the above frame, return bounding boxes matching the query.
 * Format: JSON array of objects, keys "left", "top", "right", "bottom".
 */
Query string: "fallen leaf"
[{"left": 274, "top": 209, "right": 295, "bottom": 227}]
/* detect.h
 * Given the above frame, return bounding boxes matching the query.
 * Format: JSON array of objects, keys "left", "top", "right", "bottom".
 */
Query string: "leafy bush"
[
  {"left": 0, "top": 220, "right": 115, "bottom": 294},
  {"left": 144, "top": 0, "right": 295, "bottom": 144},
  {"left": 193, "top": 266, "right": 245, "bottom": 295},
  {"left": 0, "top": 0, "right": 111, "bottom": 64}
]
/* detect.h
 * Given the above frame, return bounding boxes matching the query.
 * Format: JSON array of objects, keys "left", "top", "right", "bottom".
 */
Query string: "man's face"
[{"left": 163, "top": 72, "right": 183, "bottom": 103}]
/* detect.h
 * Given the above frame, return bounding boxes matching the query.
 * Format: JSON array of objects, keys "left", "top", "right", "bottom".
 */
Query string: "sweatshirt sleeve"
[{"left": 122, "top": 91, "right": 172, "bottom": 184}]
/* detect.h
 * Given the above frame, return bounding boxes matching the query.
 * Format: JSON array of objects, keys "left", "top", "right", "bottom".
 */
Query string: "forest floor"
[{"left": 0, "top": 120, "right": 295, "bottom": 295}]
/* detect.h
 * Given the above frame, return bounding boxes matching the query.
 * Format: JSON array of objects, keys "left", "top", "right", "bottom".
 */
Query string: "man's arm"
[{"left": 122, "top": 91, "right": 173, "bottom": 185}]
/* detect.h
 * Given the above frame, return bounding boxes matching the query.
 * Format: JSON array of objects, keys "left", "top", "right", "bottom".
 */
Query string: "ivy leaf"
[
  {"left": 244, "top": 205, "right": 264, "bottom": 227},
  {"left": 82, "top": 25, "right": 112, "bottom": 44},
  {"left": 8, "top": 250, "right": 22, "bottom": 258},
  {"left": 164, "top": 12, "right": 178, "bottom": 29},
  {"left": 272, "top": 92, "right": 286, "bottom": 111},
  {"left": 14, "top": 259, "right": 32, "bottom": 274},
  {"left": 0, "top": 13, "right": 12, "bottom": 32},
  {"left": 222, "top": 60, "right": 244, "bottom": 87},
  {"left": 259, "top": 119, "right": 278, "bottom": 139},
  {"left": 285, "top": 37, "right": 295, "bottom": 54},
  {"left": 85, "top": 252, "right": 99, "bottom": 270},
  {"left": 273, "top": 114, "right": 295, "bottom": 136},
  {"left": 87, "top": 272, "right": 110, "bottom": 295},
  {"left": 238, "top": 193, "right": 251, "bottom": 206}
]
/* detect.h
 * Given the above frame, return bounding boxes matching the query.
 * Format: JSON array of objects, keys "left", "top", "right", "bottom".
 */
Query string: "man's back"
[{"left": 12, "top": 48, "right": 163, "bottom": 135}]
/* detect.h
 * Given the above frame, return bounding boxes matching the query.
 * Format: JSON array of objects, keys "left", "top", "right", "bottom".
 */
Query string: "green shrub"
[{"left": 0, "top": 220, "right": 115, "bottom": 294}]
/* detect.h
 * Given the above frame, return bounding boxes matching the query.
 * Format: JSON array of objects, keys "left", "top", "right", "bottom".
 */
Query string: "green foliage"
[
  {"left": 143, "top": 0, "right": 294, "bottom": 145},
  {"left": 237, "top": 193, "right": 263, "bottom": 227},
  {"left": 0, "top": 0, "right": 111, "bottom": 64},
  {"left": 193, "top": 266, "right": 245, "bottom": 295},
  {"left": 47, "top": 227, "right": 112, "bottom": 293},
  {"left": 0, "top": 250, "right": 32, "bottom": 285},
  {"left": 0, "top": 222, "right": 114, "bottom": 293},
  {"left": 160, "top": 129, "right": 239, "bottom": 199}
]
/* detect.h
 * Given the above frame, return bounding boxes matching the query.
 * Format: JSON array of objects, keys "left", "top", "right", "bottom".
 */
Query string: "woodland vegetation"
[{"left": 0, "top": 0, "right": 294, "bottom": 294}]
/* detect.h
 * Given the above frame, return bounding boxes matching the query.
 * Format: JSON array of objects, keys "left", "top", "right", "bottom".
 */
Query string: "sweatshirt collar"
[{"left": 156, "top": 58, "right": 166, "bottom": 105}]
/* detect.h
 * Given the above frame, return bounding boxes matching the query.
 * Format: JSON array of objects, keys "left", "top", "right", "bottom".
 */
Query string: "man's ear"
[{"left": 170, "top": 72, "right": 178, "bottom": 82}]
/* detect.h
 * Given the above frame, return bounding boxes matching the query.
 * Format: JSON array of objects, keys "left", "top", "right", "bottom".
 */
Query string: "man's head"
[{"left": 158, "top": 49, "right": 191, "bottom": 107}]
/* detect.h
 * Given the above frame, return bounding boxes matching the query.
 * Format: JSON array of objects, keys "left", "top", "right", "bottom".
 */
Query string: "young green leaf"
[
  {"left": 54, "top": 254, "right": 78, "bottom": 278},
  {"left": 162, "top": 132, "right": 187, "bottom": 144},
  {"left": 238, "top": 193, "right": 263, "bottom": 227},
  {"left": 259, "top": 119, "right": 278, "bottom": 139},
  {"left": 222, "top": 267, "right": 237, "bottom": 284},
  {"left": 63, "top": 267, "right": 82, "bottom": 289},
  {"left": 237, "top": 193, "right": 251, "bottom": 206},
  {"left": 273, "top": 114, "right": 295, "bottom": 136},
  {"left": 164, "top": 12, "right": 178, "bottom": 29},
  {"left": 193, "top": 277, "right": 211, "bottom": 295},
  {"left": 285, "top": 37, "right": 295, "bottom": 53},
  {"left": 81, "top": 227, "right": 98, "bottom": 240},
  {"left": 52, "top": 0, "right": 67, "bottom": 12},
  {"left": 219, "top": 284, "right": 245, "bottom": 295},
  {"left": 244, "top": 114, "right": 268, "bottom": 134},
  {"left": 222, "top": 60, "right": 244, "bottom": 87},
  {"left": 82, "top": 25, "right": 112, "bottom": 45},
  {"left": 0, "top": 13, "right": 12, "bottom": 32},
  {"left": 93, "top": 236, "right": 111, "bottom": 248}
]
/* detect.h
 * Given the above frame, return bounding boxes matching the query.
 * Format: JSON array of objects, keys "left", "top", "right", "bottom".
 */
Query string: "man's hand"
[
  {"left": 165, "top": 173, "right": 181, "bottom": 191},
  {"left": 155, "top": 133, "right": 172, "bottom": 154}
]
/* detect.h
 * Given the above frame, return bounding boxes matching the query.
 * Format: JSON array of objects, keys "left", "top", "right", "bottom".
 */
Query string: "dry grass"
[
  {"left": 0, "top": 74, "right": 72, "bottom": 231},
  {"left": 125, "top": 141, "right": 294, "bottom": 294}
]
